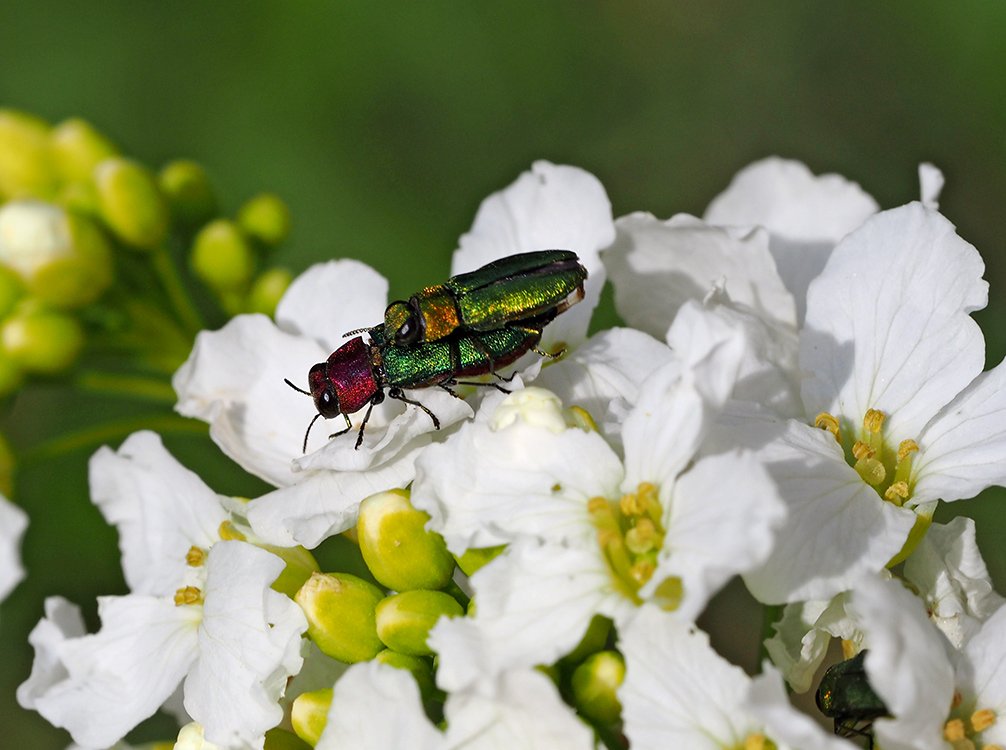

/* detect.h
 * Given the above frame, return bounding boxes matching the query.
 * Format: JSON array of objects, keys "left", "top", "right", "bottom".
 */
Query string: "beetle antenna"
[
  {"left": 285, "top": 378, "right": 312, "bottom": 395},
  {"left": 342, "top": 325, "right": 378, "bottom": 338},
  {"left": 302, "top": 412, "right": 322, "bottom": 453}
]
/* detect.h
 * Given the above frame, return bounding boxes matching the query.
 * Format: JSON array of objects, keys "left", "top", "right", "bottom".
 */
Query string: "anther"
[
  {"left": 174, "top": 586, "right": 203, "bottom": 606},
  {"left": 863, "top": 408, "right": 886, "bottom": 434},
  {"left": 743, "top": 734, "right": 767, "bottom": 750},
  {"left": 815, "top": 412, "right": 841, "bottom": 442},
  {"left": 852, "top": 441, "right": 875, "bottom": 460},
  {"left": 971, "top": 708, "right": 996, "bottom": 732},
  {"left": 884, "top": 481, "right": 909, "bottom": 505},
  {"left": 219, "top": 520, "right": 247, "bottom": 541},
  {"left": 944, "top": 718, "right": 966, "bottom": 742},
  {"left": 185, "top": 546, "right": 207, "bottom": 566},
  {"left": 898, "top": 439, "right": 919, "bottom": 461}
]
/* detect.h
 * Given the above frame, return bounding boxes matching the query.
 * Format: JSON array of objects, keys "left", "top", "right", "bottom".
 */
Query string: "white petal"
[
  {"left": 704, "top": 157, "right": 878, "bottom": 244},
  {"left": 850, "top": 576, "right": 955, "bottom": 750},
  {"left": 443, "top": 668, "right": 595, "bottom": 750},
  {"left": 734, "top": 417, "right": 917, "bottom": 603},
  {"left": 88, "top": 431, "right": 229, "bottom": 596},
  {"left": 904, "top": 516, "right": 1005, "bottom": 649},
  {"left": 275, "top": 259, "right": 389, "bottom": 353},
  {"left": 412, "top": 414, "right": 622, "bottom": 552},
  {"left": 959, "top": 604, "right": 1006, "bottom": 743},
  {"left": 801, "top": 203, "right": 988, "bottom": 443},
  {"left": 17, "top": 597, "right": 87, "bottom": 709},
  {"left": 453, "top": 161, "right": 614, "bottom": 350},
  {"left": 619, "top": 605, "right": 755, "bottom": 749},
  {"left": 646, "top": 451, "right": 785, "bottom": 621},
  {"left": 317, "top": 662, "right": 442, "bottom": 750},
  {"left": 0, "top": 494, "right": 27, "bottom": 602},
  {"left": 913, "top": 358, "right": 1006, "bottom": 503},
  {"left": 173, "top": 314, "right": 329, "bottom": 486},
  {"left": 185, "top": 542, "right": 306, "bottom": 749},
  {"left": 606, "top": 212, "right": 795, "bottom": 338},
  {"left": 30, "top": 595, "right": 199, "bottom": 748},
  {"left": 246, "top": 442, "right": 423, "bottom": 548},
  {"left": 918, "top": 163, "right": 945, "bottom": 210}
]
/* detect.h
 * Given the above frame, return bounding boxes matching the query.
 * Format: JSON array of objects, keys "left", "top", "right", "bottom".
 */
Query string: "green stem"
[
  {"left": 759, "top": 603, "right": 784, "bottom": 665},
  {"left": 18, "top": 415, "right": 208, "bottom": 465},
  {"left": 151, "top": 243, "right": 205, "bottom": 334},
  {"left": 74, "top": 370, "right": 177, "bottom": 403}
]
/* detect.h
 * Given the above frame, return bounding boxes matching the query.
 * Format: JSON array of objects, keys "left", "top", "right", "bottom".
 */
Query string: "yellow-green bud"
[
  {"left": 237, "top": 192, "right": 291, "bottom": 247},
  {"left": 0, "top": 265, "right": 24, "bottom": 319},
  {"left": 190, "top": 219, "right": 255, "bottom": 292},
  {"left": 295, "top": 572, "right": 385, "bottom": 663},
  {"left": 570, "top": 650, "right": 625, "bottom": 725},
  {"left": 358, "top": 489, "right": 455, "bottom": 592},
  {"left": 375, "top": 589, "right": 463, "bottom": 656},
  {"left": 50, "top": 118, "right": 118, "bottom": 184},
  {"left": 560, "top": 615, "right": 612, "bottom": 666},
  {"left": 260, "top": 543, "right": 320, "bottom": 598},
  {"left": 2, "top": 305, "right": 84, "bottom": 375},
  {"left": 0, "top": 352, "right": 24, "bottom": 399},
  {"left": 159, "top": 160, "right": 217, "bottom": 227},
  {"left": 0, "top": 110, "right": 56, "bottom": 200},
  {"left": 94, "top": 157, "right": 169, "bottom": 250},
  {"left": 246, "top": 267, "right": 293, "bottom": 317},
  {"left": 0, "top": 200, "right": 113, "bottom": 308},
  {"left": 454, "top": 545, "right": 505, "bottom": 577},
  {"left": 374, "top": 649, "right": 437, "bottom": 700},
  {"left": 264, "top": 728, "right": 311, "bottom": 750},
  {"left": 290, "top": 688, "right": 332, "bottom": 747},
  {"left": 58, "top": 180, "right": 101, "bottom": 216}
]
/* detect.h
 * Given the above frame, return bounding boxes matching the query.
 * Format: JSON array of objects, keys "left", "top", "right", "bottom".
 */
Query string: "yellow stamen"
[
  {"left": 944, "top": 718, "right": 966, "bottom": 742},
  {"left": 620, "top": 491, "right": 641, "bottom": 517},
  {"left": 985, "top": 745, "right": 1004, "bottom": 750},
  {"left": 971, "top": 708, "right": 996, "bottom": 732},
  {"left": 218, "top": 520, "right": 246, "bottom": 541},
  {"left": 863, "top": 408, "right": 886, "bottom": 434},
  {"left": 185, "top": 546, "right": 206, "bottom": 567},
  {"left": 628, "top": 559, "right": 655, "bottom": 586},
  {"left": 884, "top": 481, "right": 909, "bottom": 505},
  {"left": 625, "top": 519, "right": 658, "bottom": 554},
  {"left": 588, "top": 496, "right": 611, "bottom": 516},
  {"left": 744, "top": 733, "right": 767, "bottom": 750},
  {"left": 898, "top": 439, "right": 919, "bottom": 461},
  {"left": 815, "top": 412, "right": 841, "bottom": 442},
  {"left": 567, "top": 405, "right": 598, "bottom": 432},
  {"left": 840, "top": 639, "right": 857, "bottom": 660},
  {"left": 852, "top": 441, "right": 875, "bottom": 460},
  {"left": 174, "top": 586, "right": 203, "bottom": 606}
]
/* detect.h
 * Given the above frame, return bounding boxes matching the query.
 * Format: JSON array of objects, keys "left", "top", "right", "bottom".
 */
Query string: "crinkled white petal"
[
  {"left": 704, "top": 157, "right": 878, "bottom": 244},
  {"left": 645, "top": 451, "right": 785, "bottom": 621},
  {"left": 88, "top": 431, "right": 229, "bottom": 597},
  {"left": 173, "top": 314, "right": 329, "bottom": 486},
  {"left": 443, "top": 667, "right": 595, "bottom": 750},
  {"left": 184, "top": 541, "right": 306, "bottom": 749},
  {"left": 733, "top": 416, "right": 916, "bottom": 603},
  {"left": 434, "top": 541, "right": 624, "bottom": 690},
  {"left": 606, "top": 212, "right": 795, "bottom": 338},
  {"left": 746, "top": 665, "right": 858, "bottom": 750},
  {"left": 317, "top": 662, "right": 442, "bottom": 750},
  {"left": 27, "top": 594, "right": 200, "bottom": 749},
  {"left": 17, "top": 597, "right": 87, "bottom": 709},
  {"left": 275, "top": 260, "right": 388, "bottom": 353},
  {"left": 959, "top": 604, "right": 1006, "bottom": 745},
  {"left": 850, "top": 576, "right": 955, "bottom": 750},
  {"left": 0, "top": 494, "right": 27, "bottom": 602},
  {"left": 801, "top": 203, "right": 988, "bottom": 443},
  {"left": 919, "top": 163, "right": 945, "bottom": 210},
  {"left": 904, "top": 516, "right": 1004, "bottom": 649},
  {"left": 618, "top": 605, "right": 756, "bottom": 749},
  {"left": 533, "top": 327, "right": 674, "bottom": 448},
  {"left": 913, "top": 358, "right": 1006, "bottom": 503},
  {"left": 452, "top": 161, "right": 614, "bottom": 351},
  {"left": 247, "top": 439, "right": 427, "bottom": 548},
  {"left": 412, "top": 413, "right": 621, "bottom": 552}
]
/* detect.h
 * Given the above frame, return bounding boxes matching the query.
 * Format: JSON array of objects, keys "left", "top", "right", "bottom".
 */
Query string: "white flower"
[
  {"left": 414, "top": 303, "right": 785, "bottom": 678},
  {"left": 618, "top": 604, "right": 854, "bottom": 750},
  {"left": 0, "top": 493, "right": 27, "bottom": 604},
  {"left": 18, "top": 434, "right": 306, "bottom": 750},
  {"left": 730, "top": 202, "right": 1006, "bottom": 604}
]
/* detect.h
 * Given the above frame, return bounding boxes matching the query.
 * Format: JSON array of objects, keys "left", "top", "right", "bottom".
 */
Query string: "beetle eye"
[
  {"left": 317, "top": 388, "right": 341, "bottom": 418},
  {"left": 394, "top": 311, "right": 422, "bottom": 346}
]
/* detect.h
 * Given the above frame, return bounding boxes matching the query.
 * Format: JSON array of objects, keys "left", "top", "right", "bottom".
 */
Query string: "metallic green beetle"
[
  {"left": 375, "top": 250, "right": 587, "bottom": 347},
  {"left": 816, "top": 651, "right": 889, "bottom": 747}
]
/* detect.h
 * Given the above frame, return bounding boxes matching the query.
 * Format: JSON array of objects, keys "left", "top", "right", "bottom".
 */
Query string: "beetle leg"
[
  {"left": 353, "top": 400, "right": 377, "bottom": 449},
  {"left": 328, "top": 412, "right": 353, "bottom": 441},
  {"left": 388, "top": 387, "right": 441, "bottom": 430}
]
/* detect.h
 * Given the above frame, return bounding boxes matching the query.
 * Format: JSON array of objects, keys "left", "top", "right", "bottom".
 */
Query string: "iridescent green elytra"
[
  {"left": 816, "top": 650, "right": 889, "bottom": 746},
  {"left": 380, "top": 250, "right": 587, "bottom": 346}
]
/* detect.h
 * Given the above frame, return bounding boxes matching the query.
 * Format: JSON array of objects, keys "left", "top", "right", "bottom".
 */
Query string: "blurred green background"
[{"left": 3, "top": 2, "right": 1006, "bottom": 747}]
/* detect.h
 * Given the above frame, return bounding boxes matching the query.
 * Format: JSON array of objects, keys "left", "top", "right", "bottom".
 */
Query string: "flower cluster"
[{"left": 11, "top": 154, "right": 1006, "bottom": 750}]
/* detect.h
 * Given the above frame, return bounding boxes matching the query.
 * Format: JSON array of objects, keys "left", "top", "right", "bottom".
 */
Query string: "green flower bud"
[
  {"left": 190, "top": 219, "right": 255, "bottom": 292},
  {"left": 0, "top": 200, "right": 114, "bottom": 308},
  {"left": 94, "top": 157, "right": 169, "bottom": 249},
  {"left": 0, "top": 109, "right": 56, "bottom": 200},
  {"left": 237, "top": 192, "right": 291, "bottom": 247},
  {"left": 58, "top": 180, "right": 101, "bottom": 216},
  {"left": 560, "top": 615, "right": 612, "bottom": 666},
  {"left": 374, "top": 649, "right": 437, "bottom": 701},
  {"left": 375, "top": 589, "right": 463, "bottom": 656},
  {"left": 246, "top": 267, "right": 293, "bottom": 316},
  {"left": 454, "top": 545, "right": 505, "bottom": 577},
  {"left": 0, "top": 265, "right": 24, "bottom": 320},
  {"left": 1, "top": 305, "right": 84, "bottom": 375},
  {"left": 358, "top": 489, "right": 455, "bottom": 592},
  {"left": 0, "top": 352, "right": 24, "bottom": 399},
  {"left": 260, "top": 543, "right": 320, "bottom": 598},
  {"left": 159, "top": 160, "right": 217, "bottom": 227},
  {"left": 264, "top": 728, "right": 311, "bottom": 750},
  {"left": 50, "top": 118, "right": 118, "bottom": 184},
  {"left": 570, "top": 650, "right": 625, "bottom": 725},
  {"left": 290, "top": 688, "right": 332, "bottom": 747},
  {"left": 295, "top": 572, "right": 385, "bottom": 663}
]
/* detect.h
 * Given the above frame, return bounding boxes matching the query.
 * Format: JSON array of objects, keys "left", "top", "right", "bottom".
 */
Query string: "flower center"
[
  {"left": 814, "top": 408, "right": 919, "bottom": 506},
  {"left": 588, "top": 483, "right": 682, "bottom": 609},
  {"left": 944, "top": 702, "right": 1000, "bottom": 749}
]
